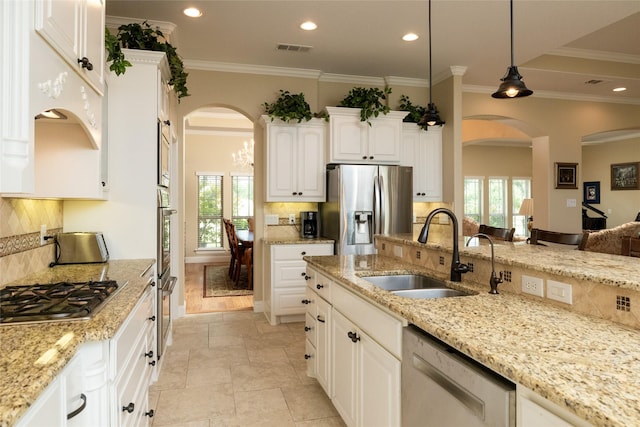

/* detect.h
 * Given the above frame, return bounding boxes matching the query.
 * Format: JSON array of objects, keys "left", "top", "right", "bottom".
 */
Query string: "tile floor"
[{"left": 148, "top": 311, "right": 345, "bottom": 426}]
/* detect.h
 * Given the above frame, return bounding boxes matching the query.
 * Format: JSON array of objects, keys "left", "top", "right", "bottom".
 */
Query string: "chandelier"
[{"left": 232, "top": 139, "right": 254, "bottom": 169}]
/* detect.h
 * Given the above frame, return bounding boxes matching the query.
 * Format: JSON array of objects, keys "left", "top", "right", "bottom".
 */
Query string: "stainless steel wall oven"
[{"left": 157, "top": 187, "right": 176, "bottom": 359}]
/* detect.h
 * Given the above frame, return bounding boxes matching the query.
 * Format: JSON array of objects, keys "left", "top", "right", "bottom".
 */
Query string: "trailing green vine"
[
  {"left": 105, "top": 21, "right": 189, "bottom": 100},
  {"left": 398, "top": 95, "right": 429, "bottom": 130},
  {"left": 339, "top": 87, "right": 392, "bottom": 124},
  {"left": 263, "top": 90, "right": 313, "bottom": 123}
]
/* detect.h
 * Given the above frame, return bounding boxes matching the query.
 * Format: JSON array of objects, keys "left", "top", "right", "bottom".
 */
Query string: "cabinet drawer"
[
  {"left": 273, "top": 244, "right": 333, "bottom": 260},
  {"left": 273, "top": 261, "right": 307, "bottom": 288},
  {"left": 307, "top": 269, "right": 332, "bottom": 302},
  {"left": 332, "top": 284, "right": 403, "bottom": 359},
  {"left": 111, "top": 289, "right": 154, "bottom": 378},
  {"left": 305, "top": 287, "right": 317, "bottom": 346},
  {"left": 305, "top": 338, "right": 316, "bottom": 378},
  {"left": 274, "top": 288, "right": 307, "bottom": 315}
]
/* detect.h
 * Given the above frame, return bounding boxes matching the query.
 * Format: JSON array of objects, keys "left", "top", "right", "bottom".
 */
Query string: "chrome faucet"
[
  {"left": 417, "top": 208, "right": 469, "bottom": 282},
  {"left": 466, "top": 233, "right": 503, "bottom": 294}
]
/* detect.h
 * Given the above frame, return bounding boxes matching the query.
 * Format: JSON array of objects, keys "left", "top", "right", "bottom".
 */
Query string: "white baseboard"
[{"left": 186, "top": 253, "right": 230, "bottom": 264}]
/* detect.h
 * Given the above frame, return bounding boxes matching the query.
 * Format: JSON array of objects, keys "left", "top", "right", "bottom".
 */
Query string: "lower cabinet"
[
  {"left": 264, "top": 243, "right": 333, "bottom": 325},
  {"left": 305, "top": 265, "right": 403, "bottom": 427}
]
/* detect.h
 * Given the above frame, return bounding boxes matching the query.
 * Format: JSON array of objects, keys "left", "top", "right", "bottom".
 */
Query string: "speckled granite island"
[
  {"left": 304, "top": 237, "right": 640, "bottom": 427},
  {"left": 0, "top": 259, "right": 155, "bottom": 427}
]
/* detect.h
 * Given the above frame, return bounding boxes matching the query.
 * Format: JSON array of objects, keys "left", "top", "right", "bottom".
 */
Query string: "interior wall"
[
  {"left": 582, "top": 137, "right": 640, "bottom": 227},
  {"left": 462, "top": 92, "right": 640, "bottom": 233}
]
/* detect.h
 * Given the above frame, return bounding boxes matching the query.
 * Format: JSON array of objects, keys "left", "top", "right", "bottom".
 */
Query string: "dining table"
[{"left": 236, "top": 229, "right": 254, "bottom": 248}]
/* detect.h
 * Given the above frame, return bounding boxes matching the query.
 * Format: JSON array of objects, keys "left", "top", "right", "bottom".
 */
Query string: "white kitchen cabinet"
[
  {"left": 326, "top": 107, "right": 407, "bottom": 164},
  {"left": 264, "top": 243, "right": 333, "bottom": 325},
  {"left": 517, "top": 384, "right": 592, "bottom": 427},
  {"left": 34, "top": 0, "right": 105, "bottom": 94},
  {"left": 1, "top": 1, "right": 104, "bottom": 195},
  {"left": 401, "top": 123, "right": 443, "bottom": 201},
  {"left": 16, "top": 341, "right": 109, "bottom": 427},
  {"left": 111, "top": 285, "right": 156, "bottom": 426},
  {"left": 261, "top": 116, "right": 326, "bottom": 202},
  {"left": 304, "top": 267, "right": 333, "bottom": 395}
]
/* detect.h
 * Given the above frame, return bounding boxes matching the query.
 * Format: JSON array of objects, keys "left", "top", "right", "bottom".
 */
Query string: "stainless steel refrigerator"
[{"left": 320, "top": 164, "right": 413, "bottom": 255}]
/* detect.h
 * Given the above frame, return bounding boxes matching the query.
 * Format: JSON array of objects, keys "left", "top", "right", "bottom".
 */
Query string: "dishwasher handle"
[{"left": 412, "top": 353, "right": 486, "bottom": 421}]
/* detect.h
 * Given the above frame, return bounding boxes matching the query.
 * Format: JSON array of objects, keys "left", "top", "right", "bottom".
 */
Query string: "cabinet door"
[
  {"left": 368, "top": 118, "right": 401, "bottom": 163},
  {"left": 81, "top": 0, "right": 105, "bottom": 92},
  {"left": 417, "top": 128, "right": 442, "bottom": 201},
  {"left": 329, "top": 115, "right": 368, "bottom": 162},
  {"left": 358, "top": 332, "right": 401, "bottom": 427},
  {"left": 332, "top": 310, "right": 358, "bottom": 427},
  {"left": 316, "top": 296, "right": 331, "bottom": 395},
  {"left": 296, "top": 125, "right": 325, "bottom": 200},
  {"left": 266, "top": 124, "right": 297, "bottom": 200}
]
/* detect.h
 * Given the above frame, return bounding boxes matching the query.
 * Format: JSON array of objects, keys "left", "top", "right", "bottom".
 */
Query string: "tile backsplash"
[{"left": 0, "top": 198, "right": 62, "bottom": 285}]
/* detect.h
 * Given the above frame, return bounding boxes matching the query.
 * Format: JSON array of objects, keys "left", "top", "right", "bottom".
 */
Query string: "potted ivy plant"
[
  {"left": 338, "top": 87, "right": 392, "bottom": 124},
  {"left": 262, "top": 90, "right": 314, "bottom": 123},
  {"left": 398, "top": 95, "right": 428, "bottom": 130},
  {"left": 105, "top": 21, "right": 189, "bottom": 100}
]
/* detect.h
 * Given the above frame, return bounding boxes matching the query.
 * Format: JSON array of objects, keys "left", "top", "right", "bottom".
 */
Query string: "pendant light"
[
  {"left": 491, "top": 0, "right": 533, "bottom": 98},
  {"left": 419, "top": 0, "right": 444, "bottom": 128}
]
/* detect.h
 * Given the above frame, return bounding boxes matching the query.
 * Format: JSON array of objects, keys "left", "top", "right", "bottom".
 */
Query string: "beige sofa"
[{"left": 583, "top": 222, "right": 640, "bottom": 255}]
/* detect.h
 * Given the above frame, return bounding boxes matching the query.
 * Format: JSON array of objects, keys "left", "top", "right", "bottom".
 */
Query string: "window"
[
  {"left": 464, "top": 177, "right": 483, "bottom": 222},
  {"left": 197, "top": 174, "right": 223, "bottom": 249},
  {"left": 512, "top": 178, "right": 531, "bottom": 236},
  {"left": 488, "top": 177, "right": 507, "bottom": 227},
  {"left": 231, "top": 173, "right": 254, "bottom": 230}
]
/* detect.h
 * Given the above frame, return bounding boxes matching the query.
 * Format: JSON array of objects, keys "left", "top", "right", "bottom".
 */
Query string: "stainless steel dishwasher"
[{"left": 402, "top": 325, "right": 515, "bottom": 427}]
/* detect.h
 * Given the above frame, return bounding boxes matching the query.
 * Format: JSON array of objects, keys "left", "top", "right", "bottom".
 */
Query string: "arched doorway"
[{"left": 183, "top": 106, "right": 255, "bottom": 314}]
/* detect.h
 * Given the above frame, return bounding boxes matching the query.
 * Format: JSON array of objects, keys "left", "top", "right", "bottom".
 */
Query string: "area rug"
[{"left": 203, "top": 264, "right": 253, "bottom": 297}]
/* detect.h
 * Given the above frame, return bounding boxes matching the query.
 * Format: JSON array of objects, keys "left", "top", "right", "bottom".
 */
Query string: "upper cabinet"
[
  {"left": 401, "top": 123, "right": 443, "bottom": 202},
  {"left": 34, "top": 0, "right": 105, "bottom": 94},
  {"left": 326, "top": 107, "right": 407, "bottom": 164},
  {"left": 262, "top": 116, "right": 326, "bottom": 202},
  {"left": 0, "top": 0, "right": 105, "bottom": 196}
]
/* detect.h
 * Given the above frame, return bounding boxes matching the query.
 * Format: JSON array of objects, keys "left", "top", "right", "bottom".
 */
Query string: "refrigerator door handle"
[
  {"left": 373, "top": 175, "right": 381, "bottom": 235},
  {"left": 378, "top": 175, "right": 385, "bottom": 234}
]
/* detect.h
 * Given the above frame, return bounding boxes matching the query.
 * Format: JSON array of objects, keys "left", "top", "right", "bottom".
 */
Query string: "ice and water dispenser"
[{"left": 352, "top": 211, "right": 373, "bottom": 244}]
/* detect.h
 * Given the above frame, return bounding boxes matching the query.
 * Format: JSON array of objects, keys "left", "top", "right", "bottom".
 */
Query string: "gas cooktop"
[{"left": 0, "top": 280, "right": 119, "bottom": 325}]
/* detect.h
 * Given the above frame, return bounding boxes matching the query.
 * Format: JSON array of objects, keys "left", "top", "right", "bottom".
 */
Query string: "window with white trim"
[
  {"left": 488, "top": 177, "right": 508, "bottom": 227},
  {"left": 231, "top": 173, "right": 254, "bottom": 230},
  {"left": 512, "top": 178, "right": 531, "bottom": 236},
  {"left": 464, "top": 177, "right": 483, "bottom": 223},
  {"left": 197, "top": 173, "right": 223, "bottom": 249}
]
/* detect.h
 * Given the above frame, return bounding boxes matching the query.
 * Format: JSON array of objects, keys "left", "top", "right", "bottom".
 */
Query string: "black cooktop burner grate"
[{"left": 0, "top": 280, "right": 118, "bottom": 324}]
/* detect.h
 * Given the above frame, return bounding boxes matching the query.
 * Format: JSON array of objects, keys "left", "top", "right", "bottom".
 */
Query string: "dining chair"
[
  {"left": 529, "top": 228, "right": 589, "bottom": 250},
  {"left": 478, "top": 224, "right": 515, "bottom": 242},
  {"left": 223, "top": 219, "right": 242, "bottom": 280}
]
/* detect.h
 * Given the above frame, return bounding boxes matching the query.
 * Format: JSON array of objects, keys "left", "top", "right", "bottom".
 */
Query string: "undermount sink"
[
  {"left": 361, "top": 274, "right": 471, "bottom": 299},
  {"left": 362, "top": 274, "right": 448, "bottom": 291},
  {"left": 391, "top": 288, "right": 469, "bottom": 299}
]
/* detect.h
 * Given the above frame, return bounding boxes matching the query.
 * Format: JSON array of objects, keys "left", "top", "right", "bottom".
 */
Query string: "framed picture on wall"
[
  {"left": 611, "top": 162, "right": 639, "bottom": 190},
  {"left": 555, "top": 162, "right": 578, "bottom": 189},
  {"left": 583, "top": 181, "right": 600, "bottom": 204}
]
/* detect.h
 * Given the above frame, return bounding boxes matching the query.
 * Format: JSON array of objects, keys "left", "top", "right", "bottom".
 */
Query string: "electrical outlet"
[
  {"left": 265, "top": 214, "right": 279, "bottom": 225},
  {"left": 547, "top": 280, "right": 572, "bottom": 304},
  {"left": 393, "top": 245, "right": 403, "bottom": 258},
  {"left": 522, "top": 274, "right": 544, "bottom": 297},
  {"left": 288, "top": 214, "right": 296, "bottom": 224},
  {"left": 40, "top": 224, "right": 47, "bottom": 246}
]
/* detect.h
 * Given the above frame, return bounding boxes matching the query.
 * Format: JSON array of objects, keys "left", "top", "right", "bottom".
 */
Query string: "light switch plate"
[{"left": 547, "top": 280, "right": 572, "bottom": 304}]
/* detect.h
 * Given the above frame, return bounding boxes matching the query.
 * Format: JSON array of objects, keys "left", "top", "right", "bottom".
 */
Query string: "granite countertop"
[
  {"left": 263, "top": 236, "right": 335, "bottom": 245},
  {"left": 304, "top": 253, "right": 640, "bottom": 427},
  {"left": 0, "top": 259, "right": 155, "bottom": 427}
]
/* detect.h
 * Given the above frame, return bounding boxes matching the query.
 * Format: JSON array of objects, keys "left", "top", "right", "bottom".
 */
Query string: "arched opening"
[{"left": 182, "top": 105, "right": 255, "bottom": 314}]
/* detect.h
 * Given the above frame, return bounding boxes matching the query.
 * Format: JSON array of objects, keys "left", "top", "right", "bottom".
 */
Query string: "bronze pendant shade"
[{"left": 492, "top": 0, "right": 533, "bottom": 99}]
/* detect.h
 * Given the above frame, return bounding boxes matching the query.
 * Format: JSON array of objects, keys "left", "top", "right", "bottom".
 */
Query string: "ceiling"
[{"left": 105, "top": 1, "right": 640, "bottom": 104}]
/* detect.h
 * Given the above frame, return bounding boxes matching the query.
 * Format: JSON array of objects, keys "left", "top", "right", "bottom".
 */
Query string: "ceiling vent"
[{"left": 276, "top": 43, "right": 312, "bottom": 53}]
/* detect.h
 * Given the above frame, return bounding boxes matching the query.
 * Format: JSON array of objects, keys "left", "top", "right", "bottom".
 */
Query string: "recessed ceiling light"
[
  {"left": 183, "top": 7, "right": 202, "bottom": 18},
  {"left": 613, "top": 87, "right": 627, "bottom": 92},
  {"left": 402, "top": 33, "right": 419, "bottom": 42},
  {"left": 300, "top": 21, "right": 317, "bottom": 31}
]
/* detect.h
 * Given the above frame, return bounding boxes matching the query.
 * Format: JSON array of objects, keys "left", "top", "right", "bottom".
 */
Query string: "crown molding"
[
  {"left": 184, "top": 59, "right": 322, "bottom": 79},
  {"left": 549, "top": 47, "right": 640, "bottom": 65},
  {"left": 463, "top": 84, "right": 640, "bottom": 105}
]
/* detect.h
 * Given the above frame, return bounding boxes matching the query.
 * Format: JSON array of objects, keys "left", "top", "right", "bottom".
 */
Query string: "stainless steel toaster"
[{"left": 54, "top": 232, "right": 109, "bottom": 264}]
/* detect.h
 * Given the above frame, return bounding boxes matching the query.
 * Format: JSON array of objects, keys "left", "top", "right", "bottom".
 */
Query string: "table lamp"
[{"left": 518, "top": 198, "right": 534, "bottom": 231}]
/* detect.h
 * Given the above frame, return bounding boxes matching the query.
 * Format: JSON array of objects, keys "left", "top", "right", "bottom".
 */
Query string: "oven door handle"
[{"left": 162, "top": 276, "right": 177, "bottom": 295}]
